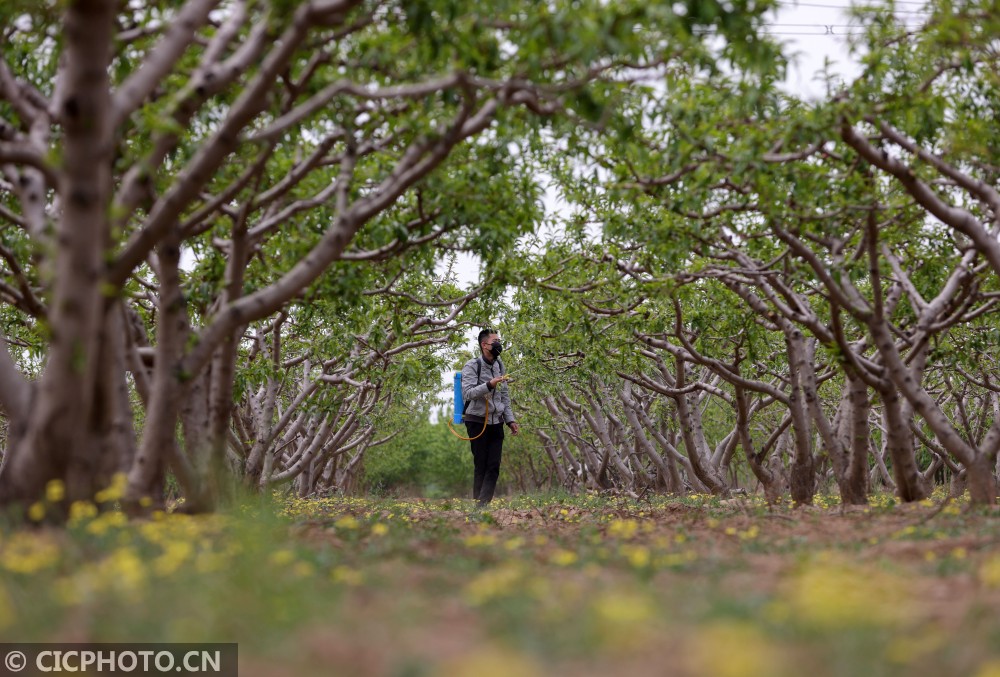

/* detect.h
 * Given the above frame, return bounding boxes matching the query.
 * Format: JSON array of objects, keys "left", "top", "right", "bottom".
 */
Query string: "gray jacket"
[{"left": 461, "top": 356, "right": 515, "bottom": 425}]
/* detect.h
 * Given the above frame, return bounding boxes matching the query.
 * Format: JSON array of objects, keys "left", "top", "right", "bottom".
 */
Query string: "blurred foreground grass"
[{"left": 1, "top": 485, "right": 999, "bottom": 677}]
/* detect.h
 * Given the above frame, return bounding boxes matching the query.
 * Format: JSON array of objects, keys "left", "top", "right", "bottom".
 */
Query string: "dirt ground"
[{"left": 249, "top": 496, "right": 1000, "bottom": 677}]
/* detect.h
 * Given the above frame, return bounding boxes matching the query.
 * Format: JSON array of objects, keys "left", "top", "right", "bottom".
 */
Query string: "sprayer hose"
[{"left": 447, "top": 397, "right": 489, "bottom": 441}]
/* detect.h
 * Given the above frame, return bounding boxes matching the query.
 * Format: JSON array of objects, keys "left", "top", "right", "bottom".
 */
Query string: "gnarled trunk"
[
  {"left": 0, "top": 0, "right": 116, "bottom": 510},
  {"left": 734, "top": 387, "right": 787, "bottom": 504},
  {"left": 784, "top": 331, "right": 816, "bottom": 505}
]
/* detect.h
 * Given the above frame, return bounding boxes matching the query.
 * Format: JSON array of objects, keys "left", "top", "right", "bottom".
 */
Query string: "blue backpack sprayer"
[
  {"left": 453, "top": 371, "right": 463, "bottom": 426},
  {"left": 446, "top": 364, "right": 510, "bottom": 441}
]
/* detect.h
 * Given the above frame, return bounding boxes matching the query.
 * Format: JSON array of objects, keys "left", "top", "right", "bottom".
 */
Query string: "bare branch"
[
  {"left": 251, "top": 133, "right": 342, "bottom": 209},
  {"left": 112, "top": 0, "right": 221, "bottom": 128},
  {"left": 878, "top": 119, "right": 1000, "bottom": 212},
  {"left": 249, "top": 73, "right": 464, "bottom": 142},
  {"left": 0, "top": 202, "right": 27, "bottom": 229},
  {"left": 762, "top": 140, "right": 827, "bottom": 163},
  {"left": 363, "top": 275, "right": 489, "bottom": 307},
  {"left": 841, "top": 120, "right": 1000, "bottom": 277},
  {"left": 0, "top": 57, "right": 48, "bottom": 124},
  {"left": 110, "top": 14, "right": 271, "bottom": 238},
  {"left": 0, "top": 243, "right": 45, "bottom": 318},
  {"left": 337, "top": 223, "right": 450, "bottom": 261},
  {"left": 180, "top": 95, "right": 500, "bottom": 376},
  {"left": 0, "top": 141, "right": 58, "bottom": 186},
  {"left": 181, "top": 141, "right": 278, "bottom": 237}
]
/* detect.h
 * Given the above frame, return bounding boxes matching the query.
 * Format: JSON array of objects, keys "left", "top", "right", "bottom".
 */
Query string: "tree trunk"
[
  {"left": 536, "top": 430, "right": 570, "bottom": 488},
  {"left": 785, "top": 331, "right": 816, "bottom": 505},
  {"left": 674, "top": 358, "right": 729, "bottom": 496},
  {"left": 845, "top": 371, "right": 871, "bottom": 502},
  {"left": 620, "top": 383, "right": 673, "bottom": 490},
  {"left": 0, "top": 0, "right": 117, "bottom": 510},
  {"left": 879, "top": 386, "right": 930, "bottom": 501},
  {"left": 126, "top": 230, "right": 195, "bottom": 512},
  {"left": 581, "top": 393, "right": 634, "bottom": 487},
  {"left": 735, "top": 387, "right": 786, "bottom": 504},
  {"left": 801, "top": 339, "right": 866, "bottom": 503}
]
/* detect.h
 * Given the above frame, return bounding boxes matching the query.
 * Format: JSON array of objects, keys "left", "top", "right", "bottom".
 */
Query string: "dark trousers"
[{"left": 466, "top": 422, "right": 505, "bottom": 504}]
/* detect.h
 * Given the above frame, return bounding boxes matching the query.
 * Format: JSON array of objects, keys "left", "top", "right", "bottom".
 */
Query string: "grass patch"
[{"left": 1, "top": 491, "right": 998, "bottom": 676}]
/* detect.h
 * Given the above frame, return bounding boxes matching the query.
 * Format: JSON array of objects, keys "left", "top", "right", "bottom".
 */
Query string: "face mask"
[{"left": 488, "top": 340, "right": 503, "bottom": 358}]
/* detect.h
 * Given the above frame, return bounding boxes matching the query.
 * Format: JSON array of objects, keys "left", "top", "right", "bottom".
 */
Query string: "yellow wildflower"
[
  {"left": 1, "top": 532, "right": 60, "bottom": 573},
  {"left": 689, "top": 622, "right": 786, "bottom": 677},
  {"left": 438, "top": 645, "right": 543, "bottom": 677},
  {"left": 28, "top": 502, "right": 45, "bottom": 521},
  {"left": 95, "top": 472, "right": 127, "bottom": 503},
  {"left": 85, "top": 511, "right": 127, "bottom": 535},
  {"left": 620, "top": 545, "right": 651, "bottom": 569},
  {"left": 153, "top": 541, "right": 193, "bottom": 577},
  {"left": 464, "top": 564, "right": 523, "bottom": 605},
  {"left": 292, "top": 561, "right": 315, "bottom": 578},
  {"left": 463, "top": 532, "right": 497, "bottom": 548},
  {"left": 330, "top": 565, "right": 363, "bottom": 586},
  {"left": 96, "top": 548, "right": 147, "bottom": 596},
  {"left": 591, "top": 591, "right": 657, "bottom": 651},
  {"left": 974, "top": 660, "right": 1000, "bottom": 677},
  {"left": 784, "top": 556, "right": 912, "bottom": 629},
  {"left": 68, "top": 500, "right": 98, "bottom": 523},
  {"left": 549, "top": 549, "right": 578, "bottom": 567},
  {"left": 884, "top": 626, "right": 947, "bottom": 665},
  {"left": 979, "top": 556, "right": 1000, "bottom": 588},
  {"left": 194, "top": 551, "right": 225, "bottom": 573},
  {"left": 269, "top": 549, "right": 295, "bottom": 567},
  {"left": 607, "top": 518, "right": 639, "bottom": 539},
  {"left": 45, "top": 479, "right": 65, "bottom": 503}
]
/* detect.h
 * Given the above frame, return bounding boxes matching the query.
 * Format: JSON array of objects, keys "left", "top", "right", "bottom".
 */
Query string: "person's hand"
[
  {"left": 509, "top": 422, "right": 520, "bottom": 435},
  {"left": 489, "top": 374, "right": 510, "bottom": 388}
]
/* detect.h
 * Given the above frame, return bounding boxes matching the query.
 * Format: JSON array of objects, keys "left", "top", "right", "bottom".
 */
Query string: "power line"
[
  {"left": 775, "top": 0, "right": 931, "bottom": 7},
  {"left": 764, "top": 30, "right": 868, "bottom": 34},
  {"left": 775, "top": 1, "right": 932, "bottom": 12},
  {"left": 692, "top": 19, "right": 925, "bottom": 37},
  {"left": 763, "top": 21, "right": 923, "bottom": 33}
]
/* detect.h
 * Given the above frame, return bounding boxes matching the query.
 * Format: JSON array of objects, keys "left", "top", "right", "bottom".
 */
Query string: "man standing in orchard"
[{"left": 462, "top": 328, "right": 520, "bottom": 506}]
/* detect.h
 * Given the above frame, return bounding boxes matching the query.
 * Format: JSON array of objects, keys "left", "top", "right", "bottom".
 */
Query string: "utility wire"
[
  {"left": 776, "top": 0, "right": 933, "bottom": 4},
  {"left": 775, "top": 0, "right": 932, "bottom": 12},
  {"left": 692, "top": 19, "right": 925, "bottom": 36}
]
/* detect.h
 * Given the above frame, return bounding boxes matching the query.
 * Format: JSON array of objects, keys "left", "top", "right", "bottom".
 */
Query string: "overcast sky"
[{"left": 775, "top": 0, "right": 870, "bottom": 98}]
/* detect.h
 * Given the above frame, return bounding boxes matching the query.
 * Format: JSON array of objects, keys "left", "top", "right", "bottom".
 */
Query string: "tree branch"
[{"left": 111, "top": 0, "right": 221, "bottom": 128}]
